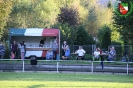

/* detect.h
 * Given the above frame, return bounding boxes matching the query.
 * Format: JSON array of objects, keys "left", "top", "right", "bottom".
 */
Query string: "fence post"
[
  {"left": 91, "top": 61, "right": 93, "bottom": 73},
  {"left": 126, "top": 62, "right": 128, "bottom": 75},
  {"left": 22, "top": 60, "right": 24, "bottom": 72},
  {"left": 57, "top": 61, "right": 59, "bottom": 73}
]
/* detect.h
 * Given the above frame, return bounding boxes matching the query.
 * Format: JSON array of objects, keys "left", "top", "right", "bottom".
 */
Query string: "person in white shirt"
[
  {"left": 19, "top": 42, "right": 25, "bottom": 60},
  {"left": 75, "top": 46, "right": 86, "bottom": 60},
  {"left": 93, "top": 48, "right": 100, "bottom": 59}
]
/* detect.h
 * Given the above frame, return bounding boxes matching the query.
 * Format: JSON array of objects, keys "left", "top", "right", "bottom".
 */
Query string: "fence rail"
[{"left": 0, "top": 59, "right": 133, "bottom": 75}]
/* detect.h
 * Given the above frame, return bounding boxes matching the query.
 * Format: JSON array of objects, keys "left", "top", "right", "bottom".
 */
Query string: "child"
[
  {"left": 46, "top": 49, "right": 53, "bottom": 60},
  {"left": 11, "top": 51, "right": 15, "bottom": 59}
]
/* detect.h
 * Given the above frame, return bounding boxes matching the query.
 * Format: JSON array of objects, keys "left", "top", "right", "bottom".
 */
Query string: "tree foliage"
[
  {"left": 113, "top": 0, "right": 133, "bottom": 44},
  {"left": 75, "top": 25, "right": 95, "bottom": 45},
  {"left": 83, "top": 0, "right": 113, "bottom": 38},
  {"left": 0, "top": 0, "right": 12, "bottom": 40},
  {"left": 98, "top": 25, "right": 111, "bottom": 50},
  {"left": 57, "top": 6, "right": 79, "bottom": 26},
  {"left": 0, "top": 0, "right": 117, "bottom": 46},
  {"left": 53, "top": 23, "right": 77, "bottom": 45},
  {"left": 107, "top": 0, "right": 112, "bottom": 9},
  {"left": 8, "top": 0, "right": 59, "bottom": 28}
]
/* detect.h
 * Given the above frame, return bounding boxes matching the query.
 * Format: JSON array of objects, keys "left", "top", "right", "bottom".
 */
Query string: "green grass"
[{"left": 0, "top": 72, "right": 133, "bottom": 88}]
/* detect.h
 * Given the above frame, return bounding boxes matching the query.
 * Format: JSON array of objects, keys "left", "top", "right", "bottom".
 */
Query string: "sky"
[{"left": 98, "top": 0, "right": 117, "bottom": 7}]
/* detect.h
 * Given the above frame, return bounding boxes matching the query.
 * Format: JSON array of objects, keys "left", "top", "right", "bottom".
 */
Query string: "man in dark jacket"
[
  {"left": 0, "top": 41, "right": 5, "bottom": 59},
  {"left": 11, "top": 41, "right": 18, "bottom": 58}
]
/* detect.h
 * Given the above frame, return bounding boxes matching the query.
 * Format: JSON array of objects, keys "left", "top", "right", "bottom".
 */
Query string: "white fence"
[{"left": 0, "top": 59, "right": 133, "bottom": 75}]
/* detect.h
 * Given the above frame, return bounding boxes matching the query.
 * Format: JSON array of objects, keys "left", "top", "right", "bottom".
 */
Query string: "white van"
[{"left": 9, "top": 28, "right": 60, "bottom": 59}]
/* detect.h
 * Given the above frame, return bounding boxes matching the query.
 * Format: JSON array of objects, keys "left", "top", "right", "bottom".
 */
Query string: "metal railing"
[{"left": 0, "top": 59, "right": 133, "bottom": 75}]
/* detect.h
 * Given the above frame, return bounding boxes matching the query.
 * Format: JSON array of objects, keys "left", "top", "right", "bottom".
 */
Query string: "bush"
[{"left": 85, "top": 54, "right": 93, "bottom": 60}]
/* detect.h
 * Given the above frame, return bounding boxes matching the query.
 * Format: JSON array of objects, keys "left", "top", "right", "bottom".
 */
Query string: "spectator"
[
  {"left": 75, "top": 46, "right": 86, "bottom": 60},
  {"left": 11, "top": 41, "right": 18, "bottom": 58},
  {"left": 46, "top": 49, "right": 54, "bottom": 60},
  {"left": 52, "top": 40, "right": 58, "bottom": 60},
  {"left": 39, "top": 38, "right": 46, "bottom": 47},
  {"left": 10, "top": 51, "right": 15, "bottom": 59},
  {"left": 0, "top": 41, "right": 5, "bottom": 59},
  {"left": 108, "top": 46, "right": 116, "bottom": 61},
  {"left": 97, "top": 47, "right": 104, "bottom": 69},
  {"left": 123, "top": 49, "right": 128, "bottom": 62},
  {"left": 62, "top": 41, "right": 68, "bottom": 56},
  {"left": 19, "top": 42, "right": 25, "bottom": 60},
  {"left": 22, "top": 41, "right": 26, "bottom": 55},
  {"left": 93, "top": 48, "right": 100, "bottom": 59},
  {"left": 62, "top": 45, "right": 70, "bottom": 60},
  {"left": 22, "top": 41, "right": 26, "bottom": 46}
]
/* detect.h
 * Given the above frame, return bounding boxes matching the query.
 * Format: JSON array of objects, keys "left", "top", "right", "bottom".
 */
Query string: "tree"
[
  {"left": 0, "top": 0, "right": 12, "bottom": 40},
  {"left": 113, "top": 0, "right": 133, "bottom": 44},
  {"left": 83, "top": 0, "right": 113, "bottom": 37},
  {"left": 8, "top": 0, "right": 60, "bottom": 28},
  {"left": 75, "top": 25, "right": 95, "bottom": 45},
  {"left": 56, "top": 6, "right": 79, "bottom": 45},
  {"left": 85, "top": 6, "right": 98, "bottom": 37},
  {"left": 57, "top": 6, "right": 79, "bottom": 26},
  {"left": 98, "top": 25, "right": 111, "bottom": 50},
  {"left": 107, "top": 0, "right": 112, "bottom": 9},
  {"left": 53, "top": 23, "right": 77, "bottom": 45}
]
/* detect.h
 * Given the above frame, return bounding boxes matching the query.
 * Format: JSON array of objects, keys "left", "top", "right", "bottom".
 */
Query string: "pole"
[
  {"left": 22, "top": 60, "right": 24, "bottom": 72},
  {"left": 127, "top": 62, "right": 128, "bottom": 75},
  {"left": 91, "top": 61, "right": 93, "bottom": 73},
  {"left": 59, "top": 29, "right": 60, "bottom": 60},
  {"left": 57, "top": 61, "right": 59, "bottom": 73}
]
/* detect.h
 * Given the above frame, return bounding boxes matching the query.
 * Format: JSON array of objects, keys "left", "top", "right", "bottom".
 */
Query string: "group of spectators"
[
  {"left": 10, "top": 41, "right": 26, "bottom": 59},
  {"left": 0, "top": 41, "right": 25, "bottom": 59},
  {"left": 0, "top": 39, "right": 116, "bottom": 61},
  {"left": 61, "top": 41, "right": 116, "bottom": 62},
  {"left": 93, "top": 46, "right": 116, "bottom": 69},
  {"left": 46, "top": 40, "right": 70, "bottom": 60},
  {"left": 61, "top": 41, "right": 86, "bottom": 60},
  {"left": 93, "top": 46, "right": 116, "bottom": 61},
  {"left": 11, "top": 39, "right": 58, "bottom": 60},
  {"left": 46, "top": 40, "right": 58, "bottom": 60}
]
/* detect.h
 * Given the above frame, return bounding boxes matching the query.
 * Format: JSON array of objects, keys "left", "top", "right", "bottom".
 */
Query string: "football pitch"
[{"left": 0, "top": 72, "right": 133, "bottom": 88}]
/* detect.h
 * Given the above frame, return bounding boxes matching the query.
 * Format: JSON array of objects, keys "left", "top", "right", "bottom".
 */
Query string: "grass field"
[{"left": 0, "top": 72, "right": 133, "bottom": 88}]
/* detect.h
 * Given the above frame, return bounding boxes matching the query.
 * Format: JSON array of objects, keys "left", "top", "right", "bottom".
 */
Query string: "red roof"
[{"left": 42, "top": 29, "right": 59, "bottom": 36}]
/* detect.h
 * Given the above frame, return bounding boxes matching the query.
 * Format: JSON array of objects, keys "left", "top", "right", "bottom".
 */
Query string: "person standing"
[
  {"left": 0, "top": 41, "right": 5, "bottom": 59},
  {"left": 52, "top": 40, "right": 58, "bottom": 60},
  {"left": 62, "top": 41, "right": 68, "bottom": 56},
  {"left": 22, "top": 41, "right": 26, "bottom": 55},
  {"left": 19, "top": 43, "right": 25, "bottom": 60},
  {"left": 11, "top": 41, "right": 18, "bottom": 58}
]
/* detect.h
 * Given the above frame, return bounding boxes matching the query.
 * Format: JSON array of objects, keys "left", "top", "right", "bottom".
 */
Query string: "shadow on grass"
[{"left": 29, "top": 84, "right": 45, "bottom": 88}]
